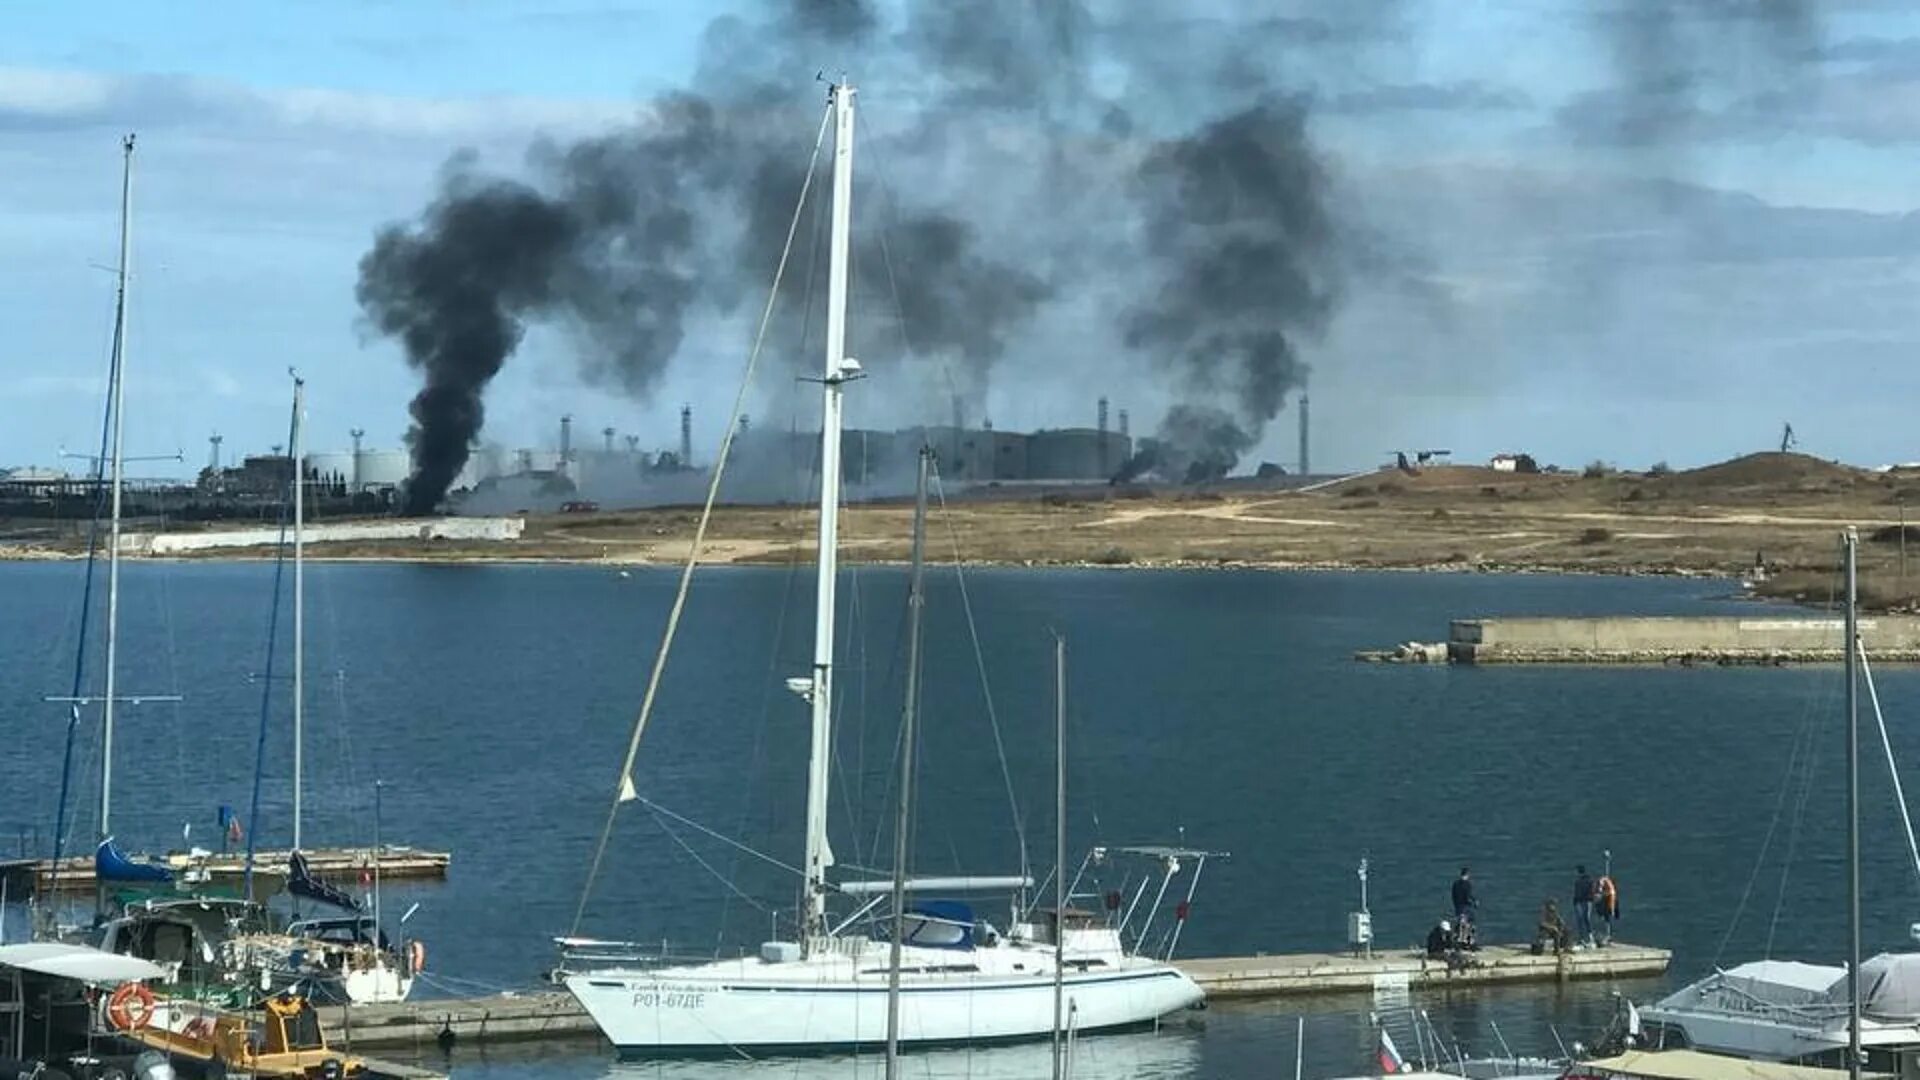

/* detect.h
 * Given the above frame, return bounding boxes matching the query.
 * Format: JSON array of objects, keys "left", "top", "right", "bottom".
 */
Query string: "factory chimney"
[
  {"left": 207, "top": 433, "right": 223, "bottom": 473},
  {"left": 602, "top": 426, "right": 615, "bottom": 454},
  {"left": 560, "top": 414, "right": 573, "bottom": 463},
  {"left": 680, "top": 404, "right": 693, "bottom": 468},
  {"left": 349, "top": 428, "right": 365, "bottom": 492},
  {"left": 1097, "top": 396, "right": 1110, "bottom": 476},
  {"left": 1297, "top": 392, "right": 1310, "bottom": 479},
  {"left": 1118, "top": 408, "right": 1130, "bottom": 440}
]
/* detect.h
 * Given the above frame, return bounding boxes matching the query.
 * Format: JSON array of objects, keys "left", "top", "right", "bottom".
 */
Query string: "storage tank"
[
  {"left": 355, "top": 450, "right": 411, "bottom": 490},
  {"left": 1027, "top": 428, "right": 1108, "bottom": 480},
  {"left": 302, "top": 451, "right": 355, "bottom": 492}
]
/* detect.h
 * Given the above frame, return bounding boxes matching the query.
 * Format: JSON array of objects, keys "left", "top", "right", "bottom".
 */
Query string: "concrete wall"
[
  {"left": 122, "top": 517, "right": 525, "bottom": 554},
  {"left": 1450, "top": 615, "right": 1920, "bottom": 662}
]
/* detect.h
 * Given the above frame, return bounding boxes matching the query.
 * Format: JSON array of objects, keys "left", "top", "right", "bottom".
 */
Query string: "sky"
[{"left": 3, "top": 0, "right": 1919, "bottom": 479}]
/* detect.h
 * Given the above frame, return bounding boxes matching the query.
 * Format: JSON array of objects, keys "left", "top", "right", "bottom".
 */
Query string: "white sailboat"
[{"left": 561, "top": 79, "right": 1208, "bottom": 1057}]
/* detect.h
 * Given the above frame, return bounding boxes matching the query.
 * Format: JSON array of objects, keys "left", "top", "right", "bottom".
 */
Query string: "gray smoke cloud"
[
  {"left": 358, "top": 0, "right": 1385, "bottom": 509},
  {"left": 1560, "top": 1, "right": 1827, "bottom": 146}
]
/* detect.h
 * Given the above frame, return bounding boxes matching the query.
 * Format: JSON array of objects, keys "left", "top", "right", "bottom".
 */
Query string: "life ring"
[
  {"left": 408, "top": 940, "right": 426, "bottom": 973},
  {"left": 107, "top": 981, "right": 157, "bottom": 1031}
]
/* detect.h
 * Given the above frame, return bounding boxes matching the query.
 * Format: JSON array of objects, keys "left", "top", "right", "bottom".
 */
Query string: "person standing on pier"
[
  {"left": 1451, "top": 867, "right": 1477, "bottom": 931},
  {"left": 1595, "top": 870, "right": 1620, "bottom": 946},
  {"left": 1573, "top": 865, "right": 1596, "bottom": 947}
]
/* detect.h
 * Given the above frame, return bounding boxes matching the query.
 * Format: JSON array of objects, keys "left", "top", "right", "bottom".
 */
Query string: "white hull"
[{"left": 566, "top": 942, "right": 1201, "bottom": 1055}]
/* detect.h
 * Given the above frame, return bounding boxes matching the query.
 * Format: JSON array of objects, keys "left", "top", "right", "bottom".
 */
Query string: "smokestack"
[
  {"left": 1098, "top": 396, "right": 1111, "bottom": 476},
  {"left": 602, "top": 426, "right": 615, "bottom": 453},
  {"left": 350, "top": 428, "right": 365, "bottom": 492},
  {"left": 208, "top": 433, "right": 223, "bottom": 473},
  {"left": 560, "top": 414, "right": 573, "bottom": 464},
  {"left": 680, "top": 404, "right": 692, "bottom": 468},
  {"left": 1297, "top": 392, "right": 1310, "bottom": 478},
  {"left": 1118, "top": 409, "right": 1130, "bottom": 440}
]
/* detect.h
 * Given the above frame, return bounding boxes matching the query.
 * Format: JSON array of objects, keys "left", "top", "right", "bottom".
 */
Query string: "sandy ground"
[{"left": 7, "top": 454, "right": 1917, "bottom": 608}]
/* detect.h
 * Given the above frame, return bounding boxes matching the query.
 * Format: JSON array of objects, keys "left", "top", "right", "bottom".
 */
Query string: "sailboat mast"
[
  {"left": 101, "top": 132, "right": 135, "bottom": 841},
  {"left": 884, "top": 446, "right": 932, "bottom": 1077},
  {"left": 802, "top": 78, "right": 856, "bottom": 941},
  {"left": 1845, "top": 526, "right": 1862, "bottom": 1080},
  {"left": 291, "top": 373, "right": 306, "bottom": 852},
  {"left": 1052, "top": 633, "right": 1068, "bottom": 1080}
]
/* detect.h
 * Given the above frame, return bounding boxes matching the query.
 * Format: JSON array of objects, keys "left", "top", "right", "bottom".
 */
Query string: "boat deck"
[
  {"left": 0, "top": 845, "right": 451, "bottom": 895},
  {"left": 317, "top": 942, "right": 1670, "bottom": 1052}
]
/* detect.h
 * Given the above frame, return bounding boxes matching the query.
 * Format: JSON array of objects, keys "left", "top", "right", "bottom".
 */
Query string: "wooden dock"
[
  {"left": 0, "top": 845, "right": 451, "bottom": 895},
  {"left": 319, "top": 942, "right": 1670, "bottom": 1052}
]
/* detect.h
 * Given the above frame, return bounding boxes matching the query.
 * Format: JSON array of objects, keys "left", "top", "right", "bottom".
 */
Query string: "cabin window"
[{"left": 284, "top": 1004, "right": 324, "bottom": 1051}]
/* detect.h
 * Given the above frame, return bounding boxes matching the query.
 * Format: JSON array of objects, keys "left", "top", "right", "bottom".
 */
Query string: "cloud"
[
  {"left": 0, "top": 65, "right": 634, "bottom": 140},
  {"left": 1325, "top": 81, "right": 1531, "bottom": 115}
]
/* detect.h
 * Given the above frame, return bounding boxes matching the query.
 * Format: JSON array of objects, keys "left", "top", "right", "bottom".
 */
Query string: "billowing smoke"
[
  {"left": 360, "top": 0, "right": 1364, "bottom": 509},
  {"left": 1561, "top": 2, "right": 1827, "bottom": 146},
  {"left": 1124, "top": 98, "right": 1338, "bottom": 453},
  {"left": 1111, "top": 405, "right": 1258, "bottom": 486}
]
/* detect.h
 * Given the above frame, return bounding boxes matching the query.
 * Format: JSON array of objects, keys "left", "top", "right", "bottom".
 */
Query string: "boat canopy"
[
  {"left": 0, "top": 942, "right": 166, "bottom": 985},
  {"left": 1579, "top": 1049, "right": 1885, "bottom": 1080},
  {"left": 902, "top": 901, "right": 975, "bottom": 950},
  {"left": 1835, "top": 952, "right": 1920, "bottom": 1019},
  {"left": 95, "top": 838, "right": 173, "bottom": 884},
  {"left": 287, "top": 849, "right": 361, "bottom": 912}
]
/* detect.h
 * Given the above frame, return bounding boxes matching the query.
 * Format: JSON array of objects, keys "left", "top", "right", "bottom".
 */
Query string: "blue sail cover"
[
  {"left": 287, "top": 849, "right": 361, "bottom": 912},
  {"left": 904, "top": 901, "right": 975, "bottom": 950},
  {"left": 94, "top": 839, "right": 173, "bottom": 884}
]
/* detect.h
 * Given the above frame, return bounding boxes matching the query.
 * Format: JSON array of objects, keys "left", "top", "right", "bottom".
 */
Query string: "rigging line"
[
  {"left": 930, "top": 464, "right": 1031, "bottom": 881},
  {"left": 49, "top": 288, "right": 124, "bottom": 885},
  {"left": 646, "top": 806, "right": 777, "bottom": 918},
  {"left": 1713, "top": 699, "right": 1820, "bottom": 966},
  {"left": 243, "top": 395, "right": 301, "bottom": 898},
  {"left": 1767, "top": 684, "right": 1828, "bottom": 959},
  {"left": 569, "top": 99, "right": 832, "bottom": 937},
  {"left": 854, "top": 106, "right": 1031, "bottom": 879},
  {"left": 1858, "top": 648, "right": 1920, "bottom": 893}
]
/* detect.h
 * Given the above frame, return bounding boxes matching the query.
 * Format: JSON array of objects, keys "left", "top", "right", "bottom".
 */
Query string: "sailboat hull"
[{"left": 565, "top": 953, "right": 1201, "bottom": 1056}]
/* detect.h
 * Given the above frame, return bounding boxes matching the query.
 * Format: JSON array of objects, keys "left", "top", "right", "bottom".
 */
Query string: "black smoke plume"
[
  {"left": 361, "top": 1, "right": 1374, "bottom": 507},
  {"left": 1110, "top": 405, "right": 1258, "bottom": 486},
  {"left": 1124, "top": 98, "right": 1338, "bottom": 450}
]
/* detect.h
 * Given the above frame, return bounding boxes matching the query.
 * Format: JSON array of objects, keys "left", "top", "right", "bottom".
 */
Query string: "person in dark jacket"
[
  {"left": 1451, "top": 867, "right": 1477, "bottom": 929},
  {"left": 1573, "top": 865, "right": 1596, "bottom": 946}
]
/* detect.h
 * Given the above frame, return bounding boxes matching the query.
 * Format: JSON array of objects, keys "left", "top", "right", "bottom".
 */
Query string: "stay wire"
[
  {"left": 570, "top": 100, "right": 832, "bottom": 936},
  {"left": 857, "top": 106, "right": 1032, "bottom": 883}
]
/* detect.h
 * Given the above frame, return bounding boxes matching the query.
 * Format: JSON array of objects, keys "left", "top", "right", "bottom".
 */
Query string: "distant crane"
[
  {"left": 1385, "top": 449, "right": 1452, "bottom": 475},
  {"left": 1780, "top": 422, "right": 1797, "bottom": 453}
]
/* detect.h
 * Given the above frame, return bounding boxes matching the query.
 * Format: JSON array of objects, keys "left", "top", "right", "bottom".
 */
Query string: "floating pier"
[
  {"left": 0, "top": 845, "right": 450, "bottom": 896},
  {"left": 1359, "top": 616, "right": 1920, "bottom": 665},
  {"left": 1181, "top": 942, "right": 1671, "bottom": 999},
  {"left": 317, "top": 943, "right": 1669, "bottom": 1052}
]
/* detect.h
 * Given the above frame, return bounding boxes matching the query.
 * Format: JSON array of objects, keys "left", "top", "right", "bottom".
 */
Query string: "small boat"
[
  {"left": 117, "top": 988, "right": 368, "bottom": 1078},
  {"left": 1634, "top": 531, "right": 1920, "bottom": 1074}
]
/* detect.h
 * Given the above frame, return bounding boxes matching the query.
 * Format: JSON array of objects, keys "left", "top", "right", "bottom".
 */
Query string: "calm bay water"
[{"left": 1, "top": 559, "right": 1913, "bottom": 1079}]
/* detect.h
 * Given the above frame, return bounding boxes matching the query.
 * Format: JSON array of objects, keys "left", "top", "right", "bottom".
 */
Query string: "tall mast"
[
  {"left": 884, "top": 446, "right": 932, "bottom": 1078},
  {"left": 291, "top": 373, "right": 306, "bottom": 852},
  {"left": 101, "top": 133, "right": 135, "bottom": 841},
  {"left": 1845, "top": 527, "right": 1862, "bottom": 1080},
  {"left": 801, "top": 78, "right": 857, "bottom": 941},
  {"left": 1052, "top": 633, "right": 1068, "bottom": 1080}
]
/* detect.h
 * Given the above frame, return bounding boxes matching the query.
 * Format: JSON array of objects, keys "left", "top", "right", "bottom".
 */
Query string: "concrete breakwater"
[
  {"left": 116, "top": 517, "right": 525, "bottom": 554},
  {"left": 1357, "top": 615, "right": 1920, "bottom": 664}
]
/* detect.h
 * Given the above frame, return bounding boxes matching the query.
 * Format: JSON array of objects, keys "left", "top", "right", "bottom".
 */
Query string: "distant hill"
[{"left": 1667, "top": 452, "right": 1865, "bottom": 492}]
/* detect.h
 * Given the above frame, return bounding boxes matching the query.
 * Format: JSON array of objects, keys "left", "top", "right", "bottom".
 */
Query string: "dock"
[
  {"left": 1181, "top": 942, "right": 1671, "bottom": 999},
  {"left": 0, "top": 845, "right": 451, "bottom": 896},
  {"left": 318, "top": 943, "right": 1669, "bottom": 1051},
  {"left": 1361, "top": 615, "right": 1920, "bottom": 665}
]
